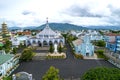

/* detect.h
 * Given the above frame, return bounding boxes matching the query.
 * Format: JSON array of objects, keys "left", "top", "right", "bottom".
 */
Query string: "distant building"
[
  {"left": 89, "top": 30, "right": 103, "bottom": 41},
  {"left": 0, "top": 32, "right": 3, "bottom": 44},
  {"left": 0, "top": 50, "right": 19, "bottom": 79},
  {"left": 72, "top": 35, "right": 94, "bottom": 56},
  {"left": 25, "top": 18, "right": 65, "bottom": 47},
  {"left": 76, "top": 30, "right": 103, "bottom": 41},
  {"left": 17, "top": 31, "right": 31, "bottom": 36},
  {"left": 105, "top": 33, "right": 120, "bottom": 52},
  {"left": 115, "top": 36, "right": 120, "bottom": 59},
  {"left": 1, "top": 22, "right": 9, "bottom": 38}
]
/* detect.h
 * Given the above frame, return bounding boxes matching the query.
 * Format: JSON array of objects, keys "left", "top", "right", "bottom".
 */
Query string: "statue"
[{"left": 54, "top": 43, "right": 58, "bottom": 53}]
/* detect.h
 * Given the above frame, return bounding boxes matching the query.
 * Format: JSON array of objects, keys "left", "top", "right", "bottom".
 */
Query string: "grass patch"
[{"left": 95, "top": 50, "right": 108, "bottom": 60}]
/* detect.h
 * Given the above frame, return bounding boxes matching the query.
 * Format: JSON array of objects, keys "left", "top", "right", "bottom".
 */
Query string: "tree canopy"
[
  {"left": 42, "top": 66, "right": 62, "bottom": 80},
  {"left": 49, "top": 44, "right": 54, "bottom": 53},
  {"left": 3, "top": 76, "right": 12, "bottom": 80},
  {"left": 3, "top": 39, "right": 12, "bottom": 53},
  {"left": 20, "top": 48, "right": 35, "bottom": 61},
  {"left": 81, "top": 67, "right": 120, "bottom": 80},
  {"left": 12, "top": 47, "right": 17, "bottom": 54},
  {"left": 92, "top": 40, "right": 106, "bottom": 47},
  {"left": 58, "top": 44, "right": 63, "bottom": 53}
]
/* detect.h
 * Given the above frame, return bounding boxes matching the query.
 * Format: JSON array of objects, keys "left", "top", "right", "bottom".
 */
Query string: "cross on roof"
[{"left": 46, "top": 17, "right": 48, "bottom": 24}]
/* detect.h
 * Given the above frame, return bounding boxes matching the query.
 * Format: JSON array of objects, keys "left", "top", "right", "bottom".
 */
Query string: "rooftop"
[
  {"left": 105, "top": 33, "right": 120, "bottom": 36},
  {"left": 37, "top": 18, "right": 58, "bottom": 36},
  {"left": 72, "top": 39, "right": 83, "bottom": 46},
  {"left": 0, "top": 54, "right": 14, "bottom": 65},
  {"left": 15, "top": 72, "right": 31, "bottom": 80}
]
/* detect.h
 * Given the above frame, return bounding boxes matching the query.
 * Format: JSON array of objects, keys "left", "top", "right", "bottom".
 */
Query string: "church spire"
[
  {"left": 46, "top": 17, "right": 49, "bottom": 28},
  {"left": 46, "top": 17, "right": 48, "bottom": 24}
]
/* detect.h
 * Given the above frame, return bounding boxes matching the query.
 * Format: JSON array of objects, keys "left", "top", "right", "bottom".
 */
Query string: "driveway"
[{"left": 12, "top": 42, "right": 117, "bottom": 80}]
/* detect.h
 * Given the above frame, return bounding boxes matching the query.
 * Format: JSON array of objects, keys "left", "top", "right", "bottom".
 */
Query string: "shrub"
[
  {"left": 95, "top": 49, "right": 108, "bottom": 59},
  {"left": 81, "top": 67, "right": 120, "bottom": 80},
  {"left": 20, "top": 48, "right": 36, "bottom": 61},
  {"left": 49, "top": 44, "right": 54, "bottom": 53},
  {"left": 74, "top": 54, "right": 84, "bottom": 59},
  {"left": 96, "top": 50, "right": 104, "bottom": 54},
  {"left": 42, "top": 66, "right": 62, "bottom": 80}
]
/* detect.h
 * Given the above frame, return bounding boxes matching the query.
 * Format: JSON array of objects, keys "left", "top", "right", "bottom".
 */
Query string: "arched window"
[
  {"left": 49, "top": 41, "right": 53, "bottom": 45},
  {"left": 33, "top": 40, "right": 36, "bottom": 44},
  {"left": 38, "top": 41, "right": 42, "bottom": 46},
  {"left": 54, "top": 40, "right": 58, "bottom": 44},
  {"left": 43, "top": 40, "right": 48, "bottom": 45}
]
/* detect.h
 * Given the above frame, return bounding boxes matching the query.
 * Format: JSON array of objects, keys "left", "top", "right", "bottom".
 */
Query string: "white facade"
[
  {"left": 11, "top": 37, "right": 20, "bottom": 47},
  {"left": 11, "top": 36, "right": 29, "bottom": 47},
  {"left": 25, "top": 19, "right": 65, "bottom": 46}
]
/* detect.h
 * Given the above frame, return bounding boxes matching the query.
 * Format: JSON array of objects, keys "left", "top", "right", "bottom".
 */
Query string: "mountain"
[
  {"left": 8, "top": 26, "right": 37, "bottom": 31},
  {"left": 37, "top": 23, "right": 87, "bottom": 31},
  {"left": 22, "top": 26, "right": 37, "bottom": 30},
  {"left": 8, "top": 23, "right": 87, "bottom": 31},
  {"left": 8, "top": 27, "right": 21, "bottom": 31},
  {"left": 8, "top": 24, "right": 120, "bottom": 31},
  {"left": 86, "top": 26, "right": 120, "bottom": 30}
]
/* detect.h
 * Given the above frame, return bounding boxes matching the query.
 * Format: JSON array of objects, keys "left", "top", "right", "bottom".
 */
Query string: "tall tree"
[
  {"left": 3, "top": 39, "right": 12, "bottom": 53},
  {"left": 58, "top": 44, "right": 62, "bottom": 53},
  {"left": 49, "top": 44, "right": 54, "bottom": 53},
  {"left": 42, "top": 66, "right": 61, "bottom": 80},
  {"left": 20, "top": 48, "right": 35, "bottom": 61},
  {"left": 12, "top": 47, "right": 17, "bottom": 54},
  {"left": 96, "top": 40, "right": 106, "bottom": 47}
]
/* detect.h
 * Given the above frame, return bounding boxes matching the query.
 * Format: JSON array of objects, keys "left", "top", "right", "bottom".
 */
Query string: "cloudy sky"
[{"left": 0, "top": 0, "right": 120, "bottom": 27}]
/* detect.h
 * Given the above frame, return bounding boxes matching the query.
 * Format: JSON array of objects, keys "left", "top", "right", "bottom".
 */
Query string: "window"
[{"left": 39, "top": 35, "right": 43, "bottom": 37}]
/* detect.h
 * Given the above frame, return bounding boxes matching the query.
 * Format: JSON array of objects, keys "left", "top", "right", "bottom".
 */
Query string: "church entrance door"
[
  {"left": 43, "top": 41, "right": 48, "bottom": 46},
  {"left": 38, "top": 41, "right": 42, "bottom": 47},
  {"left": 86, "top": 53, "right": 89, "bottom": 56}
]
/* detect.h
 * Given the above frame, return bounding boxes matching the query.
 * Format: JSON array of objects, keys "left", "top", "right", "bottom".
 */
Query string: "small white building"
[{"left": 11, "top": 36, "right": 28, "bottom": 47}]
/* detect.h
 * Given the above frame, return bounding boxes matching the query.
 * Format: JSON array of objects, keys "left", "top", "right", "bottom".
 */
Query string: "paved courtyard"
[{"left": 12, "top": 43, "right": 117, "bottom": 80}]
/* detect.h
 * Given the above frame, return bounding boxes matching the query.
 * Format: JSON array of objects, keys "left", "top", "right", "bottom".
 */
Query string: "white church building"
[{"left": 25, "top": 18, "right": 65, "bottom": 46}]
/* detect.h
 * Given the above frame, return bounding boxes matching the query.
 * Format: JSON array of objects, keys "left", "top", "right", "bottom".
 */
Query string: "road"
[{"left": 12, "top": 42, "right": 116, "bottom": 80}]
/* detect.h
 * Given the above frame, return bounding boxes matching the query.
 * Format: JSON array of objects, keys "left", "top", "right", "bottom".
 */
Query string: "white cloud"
[{"left": 0, "top": 0, "right": 120, "bottom": 27}]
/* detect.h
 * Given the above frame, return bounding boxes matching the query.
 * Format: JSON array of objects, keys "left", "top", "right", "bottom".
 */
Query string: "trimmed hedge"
[
  {"left": 74, "top": 54, "right": 84, "bottom": 59},
  {"left": 46, "top": 55, "right": 65, "bottom": 59}
]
